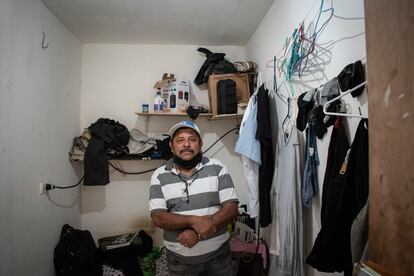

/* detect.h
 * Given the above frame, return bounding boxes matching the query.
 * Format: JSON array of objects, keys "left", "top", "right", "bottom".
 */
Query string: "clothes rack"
[{"left": 323, "top": 81, "right": 368, "bottom": 119}]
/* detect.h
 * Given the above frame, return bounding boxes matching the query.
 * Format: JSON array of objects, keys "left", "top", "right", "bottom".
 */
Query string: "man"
[{"left": 149, "top": 120, "right": 239, "bottom": 276}]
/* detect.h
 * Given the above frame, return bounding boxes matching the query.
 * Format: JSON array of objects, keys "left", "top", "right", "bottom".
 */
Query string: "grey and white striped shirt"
[{"left": 149, "top": 156, "right": 238, "bottom": 262}]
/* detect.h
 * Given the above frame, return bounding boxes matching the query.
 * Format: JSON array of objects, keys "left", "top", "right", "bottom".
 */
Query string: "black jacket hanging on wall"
[
  {"left": 306, "top": 119, "right": 369, "bottom": 275},
  {"left": 194, "top": 47, "right": 236, "bottom": 85},
  {"left": 337, "top": 60, "right": 365, "bottom": 97},
  {"left": 256, "top": 84, "right": 274, "bottom": 227},
  {"left": 84, "top": 118, "right": 129, "bottom": 186}
]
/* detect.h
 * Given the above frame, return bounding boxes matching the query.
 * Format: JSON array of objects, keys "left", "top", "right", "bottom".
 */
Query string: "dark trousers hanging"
[
  {"left": 307, "top": 119, "right": 369, "bottom": 275},
  {"left": 256, "top": 85, "right": 274, "bottom": 227}
]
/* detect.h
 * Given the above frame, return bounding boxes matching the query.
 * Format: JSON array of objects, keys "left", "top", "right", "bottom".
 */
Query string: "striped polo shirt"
[{"left": 149, "top": 156, "right": 238, "bottom": 263}]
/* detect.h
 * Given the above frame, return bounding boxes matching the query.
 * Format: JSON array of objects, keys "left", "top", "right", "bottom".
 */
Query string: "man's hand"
[
  {"left": 176, "top": 229, "right": 199, "bottom": 248},
  {"left": 191, "top": 216, "right": 217, "bottom": 239}
]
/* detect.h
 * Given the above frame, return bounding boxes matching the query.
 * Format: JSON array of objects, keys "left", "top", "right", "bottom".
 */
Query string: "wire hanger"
[
  {"left": 323, "top": 81, "right": 368, "bottom": 119},
  {"left": 257, "top": 71, "right": 265, "bottom": 91},
  {"left": 272, "top": 56, "right": 288, "bottom": 104},
  {"left": 266, "top": 37, "right": 292, "bottom": 69}
]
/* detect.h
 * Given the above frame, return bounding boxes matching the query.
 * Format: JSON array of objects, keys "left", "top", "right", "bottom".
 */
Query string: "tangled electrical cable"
[
  {"left": 47, "top": 127, "right": 239, "bottom": 190},
  {"left": 109, "top": 127, "right": 239, "bottom": 175}
]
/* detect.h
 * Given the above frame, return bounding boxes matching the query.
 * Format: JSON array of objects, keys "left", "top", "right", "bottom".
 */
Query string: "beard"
[{"left": 173, "top": 152, "right": 202, "bottom": 170}]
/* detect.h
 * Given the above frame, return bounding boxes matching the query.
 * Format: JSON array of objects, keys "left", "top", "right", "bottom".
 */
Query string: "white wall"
[
  {"left": 0, "top": 0, "right": 369, "bottom": 274},
  {"left": 80, "top": 44, "right": 248, "bottom": 244},
  {"left": 0, "top": 0, "right": 82, "bottom": 275},
  {"left": 246, "top": 0, "right": 367, "bottom": 275}
]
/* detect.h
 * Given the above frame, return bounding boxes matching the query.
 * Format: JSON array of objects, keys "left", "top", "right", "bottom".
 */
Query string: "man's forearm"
[
  {"left": 151, "top": 202, "right": 238, "bottom": 235},
  {"left": 151, "top": 211, "right": 194, "bottom": 231},
  {"left": 210, "top": 202, "right": 238, "bottom": 230}
]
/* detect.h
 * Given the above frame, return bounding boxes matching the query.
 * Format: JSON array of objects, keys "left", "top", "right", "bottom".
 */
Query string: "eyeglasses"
[
  {"left": 181, "top": 184, "right": 190, "bottom": 203},
  {"left": 178, "top": 170, "right": 199, "bottom": 203}
]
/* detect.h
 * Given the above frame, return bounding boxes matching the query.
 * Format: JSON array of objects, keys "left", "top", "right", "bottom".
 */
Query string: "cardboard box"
[
  {"left": 207, "top": 73, "right": 250, "bottom": 117},
  {"left": 154, "top": 74, "right": 190, "bottom": 113}
]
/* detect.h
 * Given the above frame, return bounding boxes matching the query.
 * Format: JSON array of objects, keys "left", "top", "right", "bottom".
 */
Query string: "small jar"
[{"left": 142, "top": 104, "right": 149, "bottom": 113}]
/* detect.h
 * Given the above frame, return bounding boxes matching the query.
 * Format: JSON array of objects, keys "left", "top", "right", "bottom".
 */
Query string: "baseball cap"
[{"left": 169, "top": 120, "right": 201, "bottom": 138}]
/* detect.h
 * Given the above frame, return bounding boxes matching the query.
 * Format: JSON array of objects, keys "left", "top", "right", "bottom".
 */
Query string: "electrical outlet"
[{"left": 39, "top": 182, "right": 47, "bottom": 195}]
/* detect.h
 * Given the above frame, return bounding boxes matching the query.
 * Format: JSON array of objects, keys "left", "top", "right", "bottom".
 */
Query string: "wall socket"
[{"left": 39, "top": 182, "right": 47, "bottom": 195}]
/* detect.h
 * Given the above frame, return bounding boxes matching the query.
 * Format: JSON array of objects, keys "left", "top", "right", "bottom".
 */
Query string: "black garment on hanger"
[
  {"left": 306, "top": 119, "right": 368, "bottom": 276},
  {"left": 296, "top": 91, "right": 315, "bottom": 132},
  {"left": 296, "top": 89, "right": 338, "bottom": 138},
  {"left": 311, "top": 106, "right": 337, "bottom": 139},
  {"left": 337, "top": 60, "right": 365, "bottom": 98},
  {"left": 255, "top": 84, "right": 274, "bottom": 227},
  {"left": 320, "top": 118, "right": 350, "bottom": 224}
]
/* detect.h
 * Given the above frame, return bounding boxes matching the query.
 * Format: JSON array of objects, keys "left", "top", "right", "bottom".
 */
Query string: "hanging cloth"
[
  {"left": 235, "top": 94, "right": 261, "bottom": 164},
  {"left": 306, "top": 119, "right": 369, "bottom": 275},
  {"left": 255, "top": 84, "right": 275, "bottom": 227},
  {"left": 235, "top": 91, "right": 261, "bottom": 218},
  {"left": 275, "top": 127, "right": 304, "bottom": 276},
  {"left": 84, "top": 118, "right": 129, "bottom": 186},
  {"left": 302, "top": 122, "right": 319, "bottom": 207}
]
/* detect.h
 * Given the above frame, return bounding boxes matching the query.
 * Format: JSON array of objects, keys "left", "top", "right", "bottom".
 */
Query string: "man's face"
[{"left": 170, "top": 128, "right": 202, "bottom": 161}]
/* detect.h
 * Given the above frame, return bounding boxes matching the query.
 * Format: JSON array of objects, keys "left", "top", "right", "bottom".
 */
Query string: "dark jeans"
[{"left": 166, "top": 243, "right": 233, "bottom": 276}]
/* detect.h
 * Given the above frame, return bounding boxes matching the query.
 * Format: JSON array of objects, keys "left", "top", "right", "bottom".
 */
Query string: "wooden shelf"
[
  {"left": 109, "top": 156, "right": 166, "bottom": 161},
  {"left": 210, "top": 114, "right": 244, "bottom": 120},
  {"left": 135, "top": 112, "right": 243, "bottom": 120},
  {"left": 70, "top": 155, "right": 167, "bottom": 162},
  {"left": 135, "top": 112, "right": 212, "bottom": 117}
]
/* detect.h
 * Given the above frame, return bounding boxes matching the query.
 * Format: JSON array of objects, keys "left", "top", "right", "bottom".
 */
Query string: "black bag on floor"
[
  {"left": 54, "top": 224, "right": 102, "bottom": 276},
  {"left": 217, "top": 79, "right": 237, "bottom": 114}
]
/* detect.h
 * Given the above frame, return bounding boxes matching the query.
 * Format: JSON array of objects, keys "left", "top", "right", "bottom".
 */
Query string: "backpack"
[
  {"left": 217, "top": 79, "right": 237, "bottom": 114},
  {"left": 54, "top": 224, "right": 102, "bottom": 276}
]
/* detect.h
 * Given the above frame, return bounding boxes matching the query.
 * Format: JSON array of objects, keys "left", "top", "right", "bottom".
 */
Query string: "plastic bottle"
[
  {"left": 169, "top": 89, "right": 177, "bottom": 110},
  {"left": 159, "top": 96, "right": 164, "bottom": 112},
  {"left": 153, "top": 90, "right": 162, "bottom": 112}
]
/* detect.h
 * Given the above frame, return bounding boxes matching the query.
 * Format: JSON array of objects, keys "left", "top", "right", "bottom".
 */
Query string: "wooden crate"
[{"left": 207, "top": 73, "right": 250, "bottom": 118}]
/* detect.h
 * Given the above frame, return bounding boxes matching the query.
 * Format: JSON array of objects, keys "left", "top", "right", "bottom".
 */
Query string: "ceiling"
[{"left": 41, "top": 0, "right": 274, "bottom": 45}]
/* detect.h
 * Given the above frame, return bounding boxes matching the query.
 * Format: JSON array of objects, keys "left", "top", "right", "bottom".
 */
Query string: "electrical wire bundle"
[{"left": 47, "top": 127, "right": 238, "bottom": 190}]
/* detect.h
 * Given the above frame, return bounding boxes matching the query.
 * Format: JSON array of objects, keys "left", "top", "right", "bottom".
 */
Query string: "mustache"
[{"left": 180, "top": 149, "right": 194, "bottom": 154}]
